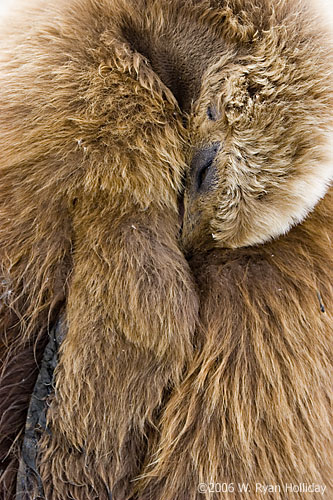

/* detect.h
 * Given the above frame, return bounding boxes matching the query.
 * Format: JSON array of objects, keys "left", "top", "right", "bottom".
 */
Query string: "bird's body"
[{"left": 0, "top": 0, "right": 332, "bottom": 498}]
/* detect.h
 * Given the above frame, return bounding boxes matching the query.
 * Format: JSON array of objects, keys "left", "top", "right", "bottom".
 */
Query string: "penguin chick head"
[{"left": 181, "top": 7, "right": 333, "bottom": 251}]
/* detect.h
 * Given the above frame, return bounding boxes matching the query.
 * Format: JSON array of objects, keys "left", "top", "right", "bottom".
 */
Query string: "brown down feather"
[{"left": 0, "top": 0, "right": 332, "bottom": 498}]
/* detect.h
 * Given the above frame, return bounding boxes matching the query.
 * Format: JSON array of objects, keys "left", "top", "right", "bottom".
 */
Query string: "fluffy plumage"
[
  {"left": 141, "top": 190, "right": 333, "bottom": 498},
  {"left": 0, "top": 0, "right": 332, "bottom": 498},
  {"left": 0, "top": 1, "right": 200, "bottom": 496},
  {"left": 181, "top": 0, "right": 333, "bottom": 250}
]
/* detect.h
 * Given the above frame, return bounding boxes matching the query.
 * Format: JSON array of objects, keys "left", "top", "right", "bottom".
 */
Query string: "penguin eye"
[
  {"left": 207, "top": 105, "right": 220, "bottom": 121},
  {"left": 207, "top": 106, "right": 214, "bottom": 120}
]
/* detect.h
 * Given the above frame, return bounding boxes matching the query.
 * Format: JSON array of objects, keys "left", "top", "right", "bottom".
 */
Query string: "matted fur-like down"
[
  {"left": 0, "top": 0, "right": 332, "bottom": 498},
  {"left": 140, "top": 190, "right": 333, "bottom": 499},
  {"left": 0, "top": 0, "right": 200, "bottom": 497}
]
